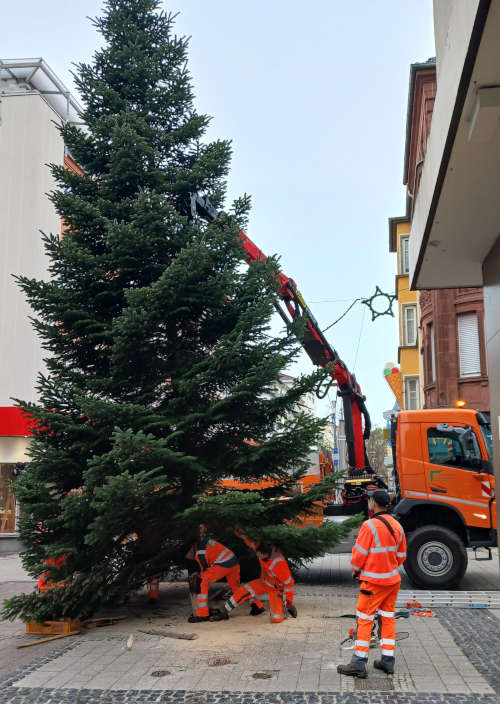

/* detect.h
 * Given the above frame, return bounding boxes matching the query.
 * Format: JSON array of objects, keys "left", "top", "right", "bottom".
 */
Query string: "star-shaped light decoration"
[{"left": 361, "top": 286, "right": 397, "bottom": 321}]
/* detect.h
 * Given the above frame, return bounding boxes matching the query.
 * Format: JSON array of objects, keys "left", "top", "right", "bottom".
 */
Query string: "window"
[
  {"left": 404, "top": 376, "right": 420, "bottom": 410},
  {"left": 427, "top": 425, "right": 482, "bottom": 471},
  {"left": 403, "top": 305, "right": 417, "bottom": 346},
  {"left": 425, "top": 323, "right": 436, "bottom": 384},
  {"left": 457, "top": 312, "right": 481, "bottom": 378},
  {"left": 400, "top": 236, "right": 409, "bottom": 274}
]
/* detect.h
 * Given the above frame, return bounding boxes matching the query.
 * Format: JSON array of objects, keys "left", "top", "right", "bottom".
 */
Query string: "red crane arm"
[{"left": 188, "top": 195, "right": 371, "bottom": 471}]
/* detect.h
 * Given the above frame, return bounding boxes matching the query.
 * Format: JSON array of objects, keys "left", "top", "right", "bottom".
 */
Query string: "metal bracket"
[{"left": 473, "top": 546, "right": 492, "bottom": 561}]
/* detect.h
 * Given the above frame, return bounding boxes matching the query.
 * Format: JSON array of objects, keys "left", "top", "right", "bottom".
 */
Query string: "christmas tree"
[{"left": 3, "top": 0, "right": 360, "bottom": 622}]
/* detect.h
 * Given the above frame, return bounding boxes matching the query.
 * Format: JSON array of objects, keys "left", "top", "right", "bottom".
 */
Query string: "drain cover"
[
  {"left": 150, "top": 669, "right": 170, "bottom": 677},
  {"left": 355, "top": 677, "right": 394, "bottom": 691}
]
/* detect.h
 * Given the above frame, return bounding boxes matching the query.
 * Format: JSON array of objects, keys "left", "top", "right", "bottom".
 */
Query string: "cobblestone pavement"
[{"left": 1, "top": 554, "right": 499, "bottom": 703}]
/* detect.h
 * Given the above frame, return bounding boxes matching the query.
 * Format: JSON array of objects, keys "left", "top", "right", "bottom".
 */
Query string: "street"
[{"left": 0, "top": 552, "right": 499, "bottom": 703}]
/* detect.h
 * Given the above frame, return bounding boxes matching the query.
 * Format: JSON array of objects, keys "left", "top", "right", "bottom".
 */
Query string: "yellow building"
[{"left": 388, "top": 216, "right": 421, "bottom": 410}]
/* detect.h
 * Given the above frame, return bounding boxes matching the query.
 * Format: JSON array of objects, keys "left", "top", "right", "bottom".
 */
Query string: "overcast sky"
[{"left": 3, "top": 1, "right": 435, "bottom": 429}]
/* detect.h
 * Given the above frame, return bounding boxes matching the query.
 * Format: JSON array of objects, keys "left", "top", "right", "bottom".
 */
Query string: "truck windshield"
[{"left": 477, "top": 412, "right": 493, "bottom": 460}]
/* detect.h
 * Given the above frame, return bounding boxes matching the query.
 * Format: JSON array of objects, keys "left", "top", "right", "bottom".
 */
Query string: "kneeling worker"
[
  {"left": 337, "top": 489, "right": 406, "bottom": 678},
  {"left": 211, "top": 534, "right": 296, "bottom": 623},
  {"left": 188, "top": 533, "right": 241, "bottom": 623}
]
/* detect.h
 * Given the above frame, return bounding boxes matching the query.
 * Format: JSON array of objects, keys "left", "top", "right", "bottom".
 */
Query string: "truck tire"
[{"left": 404, "top": 525, "right": 467, "bottom": 589}]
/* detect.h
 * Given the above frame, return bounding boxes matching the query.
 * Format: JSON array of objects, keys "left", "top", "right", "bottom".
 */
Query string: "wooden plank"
[
  {"left": 16, "top": 631, "right": 80, "bottom": 649},
  {"left": 138, "top": 628, "right": 198, "bottom": 640}
]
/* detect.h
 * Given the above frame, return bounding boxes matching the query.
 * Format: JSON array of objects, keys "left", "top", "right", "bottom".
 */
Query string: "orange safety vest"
[
  {"left": 351, "top": 512, "right": 406, "bottom": 585},
  {"left": 195, "top": 537, "right": 238, "bottom": 571},
  {"left": 237, "top": 533, "right": 295, "bottom": 603}
]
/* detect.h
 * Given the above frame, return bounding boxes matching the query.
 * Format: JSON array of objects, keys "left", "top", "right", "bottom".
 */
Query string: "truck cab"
[{"left": 392, "top": 408, "right": 495, "bottom": 588}]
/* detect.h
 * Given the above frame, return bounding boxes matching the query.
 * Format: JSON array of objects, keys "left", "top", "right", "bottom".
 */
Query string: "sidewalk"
[{"left": 0, "top": 554, "right": 499, "bottom": 703}]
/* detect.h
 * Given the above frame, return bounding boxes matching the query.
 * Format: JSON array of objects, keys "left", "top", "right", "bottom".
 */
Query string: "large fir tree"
[{"left": 3, "top": 0, "right": 359, "bottom": 622}]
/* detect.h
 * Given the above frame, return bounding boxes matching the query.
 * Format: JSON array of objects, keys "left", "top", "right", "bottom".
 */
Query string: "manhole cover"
[
  {"left": 208, "top": 656, "right": 235, "bottom": 667},
  {"left": 252, "top": 671, "right": 273, "bottom": 680},
  {"left": 355, "top": 677, "right": 394, "bottom": 691},
  {"left": 150, "top": 669, "right": 170, "bottom": 677}
]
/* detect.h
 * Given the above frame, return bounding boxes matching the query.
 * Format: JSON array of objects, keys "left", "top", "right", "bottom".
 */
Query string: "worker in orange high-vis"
[
  {"left": 210, "top": 534, "right": 296, "bottom": 623},
  {"left": 187, "top": 534, "right": 240, "bottom": 623},
  {"left": 337, "top": 489, "right": 406, "bottom": 678}
]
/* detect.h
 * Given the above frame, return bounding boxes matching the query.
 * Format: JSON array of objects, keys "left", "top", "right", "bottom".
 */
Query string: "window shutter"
[{"left": 457, "top": 313, "right": 481, "bottom": 378}]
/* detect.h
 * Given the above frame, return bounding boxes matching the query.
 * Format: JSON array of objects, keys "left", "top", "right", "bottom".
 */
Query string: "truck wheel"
[{"left": 404, "top": 525, "right": 467, "bottom": 589}]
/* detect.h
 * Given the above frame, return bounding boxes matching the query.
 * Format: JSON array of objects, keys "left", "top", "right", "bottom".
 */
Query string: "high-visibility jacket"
[
  {"left": 195, "top": 537, "right": 238, "bottom": 571},
  {"left": 237, "top": 533, "right": 295, "bottom": 604},
  {"left": 350, "top": 512, "right": 406, "bottom": 585}
]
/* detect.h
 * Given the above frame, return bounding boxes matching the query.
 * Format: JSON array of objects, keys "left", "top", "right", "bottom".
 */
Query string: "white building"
[{"left": 0, "top": 59, "right": 82, "bottom": 548}]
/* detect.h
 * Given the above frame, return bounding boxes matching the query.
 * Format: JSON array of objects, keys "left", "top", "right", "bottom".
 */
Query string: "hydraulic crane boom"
[{"left": 189, "top": 194, "right": 372, "bottom": 473}]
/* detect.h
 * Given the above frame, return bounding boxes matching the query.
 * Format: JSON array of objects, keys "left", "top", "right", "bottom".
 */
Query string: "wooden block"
[{"left": 25, "top": 619, "right": 81, "bottom": 635}]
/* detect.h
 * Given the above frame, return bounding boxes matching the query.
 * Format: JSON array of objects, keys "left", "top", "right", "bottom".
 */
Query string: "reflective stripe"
[
  {"left": 264, "top": 579, "right": 274, "bottom": 588},
  {"left": 243, "top": 582, "right": 255, "bottom": 598},
  {"left": 369, "top": 546, "right": 397, "bottom": 554},
  {"left": 353, "top": 650, "right": 368, "bottom": 659},
  {"left": 355, "top": 640, "right": 370, "bottom": 647},
  {"left": 270, "top": 610, "right": 282, "bottom": 620},
  {"left": 283, "top": 576, "right": 293, "bottom": 585},
  {"left": 397, "top": 552, "right": 406, "bottom": 558},
  {"left": 196, "top": 596, "right": 207, "bottom": 602},
  {"left": 405, "top": 490, "right": 487, "bottom": 508},
  {"left": 377, "top": 610, "right": 395, "bottom": 618},
  {"left": 380, "top": 638, "right": 395, "bottom": 645},
  {"left": 225, "top": 602, "right": 233, "bottom": 613},
  {"left": 269, "top": 557, "right": 286, "bottom": 571},
  {"left": 354, "top": 542, "right": 368, "bottom": 555},
  {"left": 229, "top": 596, "right": 237, "bottom": 608},
  {"left": 366, "top": 519, "right": 381, "bottom": 548},
  {"left": 351, "top": 561, "right": 362, "bottom": 570},
  {"left": 357, "top": 610, "right": 375, "bottom": 621},
  {"left": 360, "top": 567, "right": 400, "bottom": 579},
  {"left": 207, "top": 539, "right": 216, "bottom": 545},
  {"left": 381, "top": 649, "right": 394, "bottom": 656},
  {"left": 216, "top": 548, "right": 231, "bottom": 563},
  {"left": 285, "top": 588, "right": 294, "bottom": 594}
]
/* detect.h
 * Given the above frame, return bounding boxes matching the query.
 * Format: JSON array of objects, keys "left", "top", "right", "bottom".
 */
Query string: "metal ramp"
[{"left": 396, "top": 590, "right": 500, "bottom": 608}]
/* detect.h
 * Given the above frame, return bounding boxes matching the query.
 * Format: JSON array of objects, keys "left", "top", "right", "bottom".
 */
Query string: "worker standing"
[
  {"left": 337, "top": 489, "right": 406, "bottom": 678},
  {"left": 187, "top": 533, "right": 241, "bottom": 623},
  {"left": 210, "top": 534, "right": 296, "bottom": 623}
]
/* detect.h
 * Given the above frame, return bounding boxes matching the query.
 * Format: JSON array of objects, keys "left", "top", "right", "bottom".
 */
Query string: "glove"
[
  {"left": 188, "top": 572, "right": 202, "bottom": 594},
  {"left": 287, "top": 603, "right": 297, "bottom": 618},
  {"left": 352, "top": 571, "right": 360, "bottom": 581}
]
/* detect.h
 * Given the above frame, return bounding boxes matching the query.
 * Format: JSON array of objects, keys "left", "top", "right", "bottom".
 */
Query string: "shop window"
[{"left": 0, "top": 464, "right": 16, "bottom": 533}]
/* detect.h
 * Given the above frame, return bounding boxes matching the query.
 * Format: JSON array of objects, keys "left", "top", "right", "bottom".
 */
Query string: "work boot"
[
  {"left": 209, "top": 610, "right": 229, "bottom": 621},
  {"left": 250, "top": 603, "right": 265, "bottom": 616},
  {"left": 187, "top": 614, "right": 210, "bottom": 623},
  {"left": 337, "top": 663, "right": 367, "bottom": 678},
  {"left": 374, "top": 658, "right": 394, "bottom": 675}
]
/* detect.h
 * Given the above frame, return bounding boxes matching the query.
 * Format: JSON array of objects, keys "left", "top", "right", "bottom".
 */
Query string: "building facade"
[
  {"left": 407, "top": 1, "right": 500, "bottom": 528},
  {"left": 397, "top": 57, "right": 489, "bottom": 412},
  {"left": 388, "top": 216, "right": 421, "bottom": 409},
  {"left": 0, "top": 59, "right": 82, "bottom": 548}
]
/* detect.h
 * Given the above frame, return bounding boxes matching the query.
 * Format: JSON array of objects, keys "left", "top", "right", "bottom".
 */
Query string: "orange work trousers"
[
  {"left": 230, "top": 578, "right": 285, "bottom": 623},
  {"left": 195, "top": 564, "right": 240, "bottom": 617},
  {"left": 353, "top": 581, "right": 399, "bottom": 661}
]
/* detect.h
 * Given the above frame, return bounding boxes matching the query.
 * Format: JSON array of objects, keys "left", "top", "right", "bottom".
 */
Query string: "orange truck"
[{"left": 390, "top": 407, "right": 495, "bottom": 588}]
